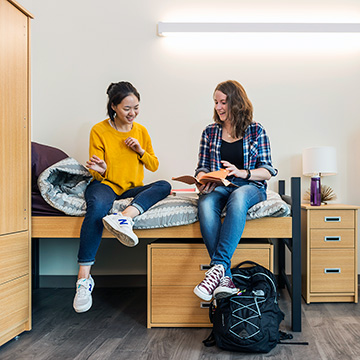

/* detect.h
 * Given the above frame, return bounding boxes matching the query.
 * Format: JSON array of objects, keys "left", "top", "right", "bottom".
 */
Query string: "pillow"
[
  {"left": 110, "top": 196, "right": 199, "bottom": 229},
  {"left": 32, "top": 142, "right": 69, "bottom": 190},
  {"left": 31, "top": 142, "right": 69, "bottom": 216}
]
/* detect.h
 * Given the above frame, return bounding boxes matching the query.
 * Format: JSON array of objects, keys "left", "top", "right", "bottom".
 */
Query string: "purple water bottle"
[{"left": 310, "top": 176, "right": 321, "bottom": 206}]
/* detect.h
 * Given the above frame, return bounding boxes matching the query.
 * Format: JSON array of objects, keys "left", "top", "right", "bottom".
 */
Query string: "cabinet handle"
[
  {"left": 324, "top": 216, "right": 341, "bottom": 222},
  {"left": 324, "top": 268, "right": 341, "bottom": 274},
  {"left": 324, "top": 236, "right": 341, "bottom": 242},
  {"left": 200, "top": 265, "right": 211, "bottom": 271},
  {"left": 200, "top": 302, "right": 211, "bottom": 308}
]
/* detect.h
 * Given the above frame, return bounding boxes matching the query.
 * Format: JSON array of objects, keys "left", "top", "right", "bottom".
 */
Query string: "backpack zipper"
[{"left": 233, "top": 272, "right": 278, "bottom": 303}]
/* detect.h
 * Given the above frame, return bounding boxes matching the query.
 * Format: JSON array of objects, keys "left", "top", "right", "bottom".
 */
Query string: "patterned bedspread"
[{"left": 38, "top": 158, "right": 291, "bottom": 229}]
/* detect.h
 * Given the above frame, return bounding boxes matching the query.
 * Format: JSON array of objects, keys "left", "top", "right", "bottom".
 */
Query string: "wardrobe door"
[{"left": 0, "top": 0, "right": 29, "bottom": 235}]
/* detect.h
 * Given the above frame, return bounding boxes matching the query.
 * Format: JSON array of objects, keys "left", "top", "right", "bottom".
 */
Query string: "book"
[{"left": 172, "top": 169, "right": 231, "bottom": 186}]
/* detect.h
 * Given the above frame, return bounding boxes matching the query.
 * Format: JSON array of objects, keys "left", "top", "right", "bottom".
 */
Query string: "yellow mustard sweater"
[{"left": 89, "top": 119, "right": 159, "bottom": 195}]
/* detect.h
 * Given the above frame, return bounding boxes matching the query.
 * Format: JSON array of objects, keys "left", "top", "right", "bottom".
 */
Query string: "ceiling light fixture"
[{"left": 157, "top": 22, "right": 360, "bottom": 36}]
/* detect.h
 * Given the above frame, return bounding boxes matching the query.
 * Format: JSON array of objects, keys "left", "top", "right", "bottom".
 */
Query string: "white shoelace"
[
  {"left": 219, "top": 276, "right": 234, "bottom": 288},
  {"left": 76, "top": 280, "right": 90, "bottom": 298}
]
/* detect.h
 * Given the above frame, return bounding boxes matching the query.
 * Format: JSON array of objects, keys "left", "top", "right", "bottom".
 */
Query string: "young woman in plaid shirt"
[{"left": 193, "top": 80, "right": 277, "bottom": 301}]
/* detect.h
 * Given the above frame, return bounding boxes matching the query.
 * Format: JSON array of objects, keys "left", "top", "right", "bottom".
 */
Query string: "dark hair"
[
  {"left": 106, "top": 81, "right": 140, "bottom": 121},
  {"left": 213, "top": 80, "right": 253, "bottom": 138}
]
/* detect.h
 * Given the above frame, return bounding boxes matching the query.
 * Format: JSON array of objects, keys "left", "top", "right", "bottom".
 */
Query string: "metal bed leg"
[
  {"left": 291, "top": 177, "right": 301, "bottom": 332},
  {"left": 278, "top": 180, "right": 286, "bottom": 288},
  {"left": 278, "top": 239, "right": 285, "bottom": 289},
  {"left": 32, "top": 237, "right": 40, "bottom": 289}
]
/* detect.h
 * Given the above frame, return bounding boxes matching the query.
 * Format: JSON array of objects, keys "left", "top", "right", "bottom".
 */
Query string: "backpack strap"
[
  {"left": 233, "top": 260, "right": 261, "bottom": 269},
  {"left": 202, "top": 330, "right": 216, "bottom": 347},
  {"left": 278, "top": 330, "right": 309, "bottom": 345},
  {"left": 279, "top": 330, "right": 293, "bottom": 340}
]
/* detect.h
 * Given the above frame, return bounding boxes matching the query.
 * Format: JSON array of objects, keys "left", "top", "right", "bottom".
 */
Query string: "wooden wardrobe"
[{"left": 0, "top": 0, "right": 33, "bottom": 346}]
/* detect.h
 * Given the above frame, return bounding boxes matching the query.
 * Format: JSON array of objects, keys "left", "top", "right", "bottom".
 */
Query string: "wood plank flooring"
[{"left": 0, "top": 286, "right": 359, "bottom": 360}]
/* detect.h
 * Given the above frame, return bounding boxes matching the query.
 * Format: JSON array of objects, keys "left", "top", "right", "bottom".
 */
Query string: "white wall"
[{"left": 21, "top": 0, "right": 360, "bottom": 276}]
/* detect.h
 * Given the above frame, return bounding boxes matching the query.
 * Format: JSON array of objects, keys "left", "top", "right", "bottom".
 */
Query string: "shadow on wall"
[
  {"left": 347, "top": 130, "right": 360, "bottom": 274},
  {"left": 274, "top": 153, "right": 302, "bottom": 194},
  {"left": 348, "top": 130, "right": 360, "bottom": 205},
  {"left": 40, "top": 238, "right": 151, "bottom": 277}
]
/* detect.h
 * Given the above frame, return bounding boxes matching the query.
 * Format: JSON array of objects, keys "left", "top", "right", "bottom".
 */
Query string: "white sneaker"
[
  {"left": 73, "top": 276, "right": 95, "bottom": 313},
  {"left": 102, "top": 214, "right": 139, "bottom": 247}
]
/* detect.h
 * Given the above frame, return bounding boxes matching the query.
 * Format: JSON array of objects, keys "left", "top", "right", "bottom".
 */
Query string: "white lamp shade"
[{"left": 302, "top": 146, "right": 337, "bottom": 176}]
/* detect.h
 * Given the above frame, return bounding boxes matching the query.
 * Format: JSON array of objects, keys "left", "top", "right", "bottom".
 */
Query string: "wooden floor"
[{"left": 0, "top": 286, "right": 359, "bottom": 360}]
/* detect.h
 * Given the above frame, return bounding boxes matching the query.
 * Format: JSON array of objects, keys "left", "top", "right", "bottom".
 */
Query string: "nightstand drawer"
[
  {"left": 151, "top": 286, "right": 211, "bottom": 325},
  {"left": 310, "top": 249, "right": 355, "bottom": 293},
  {"left": 310, "top": 229, "right": 354, "bottom": 248},
  {"left": 151, "top": 245, "right": 272, "bottom": 286},
  {"left": 309, "top": 210, "right": 354, "bottom": 229}
]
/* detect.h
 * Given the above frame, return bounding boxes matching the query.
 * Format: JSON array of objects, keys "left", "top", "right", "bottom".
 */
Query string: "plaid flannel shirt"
[{"left": 195, "top": 122, "right": 277, "bottom": 188}]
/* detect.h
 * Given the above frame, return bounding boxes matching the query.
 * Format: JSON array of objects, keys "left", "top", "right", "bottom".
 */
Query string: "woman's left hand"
[
  {"left": 198, "top": 181, "right": 218, "bottom": 195},
  {"left": 221, "top": 160, "right": 242, "bottom": 177},
  {"left": 125, "top": 137, "right": 145, "bottom": 156}
]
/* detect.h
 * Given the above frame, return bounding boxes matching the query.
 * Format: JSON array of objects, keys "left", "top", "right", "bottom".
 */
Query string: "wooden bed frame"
[{"left": 31, "top": 177, "right": 302, "bottom": 332}]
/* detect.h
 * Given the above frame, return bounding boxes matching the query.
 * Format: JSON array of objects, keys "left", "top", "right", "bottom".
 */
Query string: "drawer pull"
[
  {"left": 324, "top": 216, "right": 341, "bottom": 223},
  {"left": 324, "top": 268, "right": 341, "bottom": 274},
  {"left": 324, "top": 236, "right": 341, "bottom": 242},
  {"left": 200, "top": 265, "right": 211, "bottom": 271},
  {"left": 200, "top": 302, "right": 211, "bottom": 309}
]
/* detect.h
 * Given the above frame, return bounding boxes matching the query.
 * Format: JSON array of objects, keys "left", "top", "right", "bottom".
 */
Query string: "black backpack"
[{"left": 206, "top": 260, "right": 285, "bottom": 353}]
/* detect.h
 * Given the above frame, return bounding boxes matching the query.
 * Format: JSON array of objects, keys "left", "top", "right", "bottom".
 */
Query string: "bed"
[{"left": 30, "top": 142, "right": 302, "bottom": 332}]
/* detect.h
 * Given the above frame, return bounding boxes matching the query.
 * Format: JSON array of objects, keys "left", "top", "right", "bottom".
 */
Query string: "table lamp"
[{"left": 302, "top": 146, "right": 337, "bottom": 206}]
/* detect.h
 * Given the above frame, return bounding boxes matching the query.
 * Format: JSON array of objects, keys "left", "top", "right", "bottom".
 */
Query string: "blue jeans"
[
  {"left": 198, "top": 179, "right": 266, "bottom": 277},
  {"left": 78, "top": 180, "right": 171, "bottom": 265}
]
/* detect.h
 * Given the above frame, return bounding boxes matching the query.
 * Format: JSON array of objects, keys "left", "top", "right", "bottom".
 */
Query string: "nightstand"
[{"left": 301, "top": 204, "right": 359, "bottom": 303}]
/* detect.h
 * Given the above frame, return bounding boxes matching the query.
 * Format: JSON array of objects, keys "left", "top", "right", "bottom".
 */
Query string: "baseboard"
[{"left": 39, "top": 275, "right": 147, "bottom": 288}]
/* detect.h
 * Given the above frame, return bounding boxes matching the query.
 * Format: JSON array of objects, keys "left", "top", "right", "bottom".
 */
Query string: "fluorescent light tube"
[{"left": 157, "top": 22, "right": 360, "bottom": 36}]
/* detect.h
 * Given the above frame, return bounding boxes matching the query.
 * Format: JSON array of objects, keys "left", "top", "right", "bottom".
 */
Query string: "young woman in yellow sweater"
[{"left": 73, "top": 81, "right": 171, "bottom": 313}]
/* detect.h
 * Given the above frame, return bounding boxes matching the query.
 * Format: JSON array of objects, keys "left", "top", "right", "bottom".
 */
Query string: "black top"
[{"left": 220, "top": 138, "right": 244, "bottom": 170}]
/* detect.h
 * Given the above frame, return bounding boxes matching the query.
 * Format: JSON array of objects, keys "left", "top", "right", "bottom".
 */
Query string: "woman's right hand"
[
  {"left": 86, "top": 155, "right": 107, "bottom": 176},
  {"left": 196, "top": 172, "right": 217, "bottom": 194}
]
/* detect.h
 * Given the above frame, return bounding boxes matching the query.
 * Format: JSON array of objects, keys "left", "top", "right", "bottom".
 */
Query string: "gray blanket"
[
  {"left": 38, "top": 158, "right": 290, "bottom": 229},
  {"left": 37, "top": 157, "right": 92, "bottom": 216}
]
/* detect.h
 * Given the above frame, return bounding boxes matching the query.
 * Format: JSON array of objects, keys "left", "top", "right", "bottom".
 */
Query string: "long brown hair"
[{"left": 213, "top": 80, "right": 253, "bottom": 138}]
